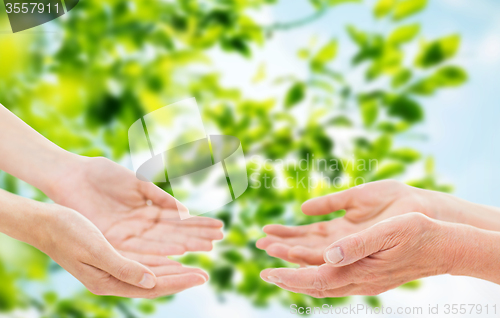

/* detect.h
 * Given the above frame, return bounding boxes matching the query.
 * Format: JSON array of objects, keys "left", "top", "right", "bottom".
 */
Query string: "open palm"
[
  {"left": 257, "top": 180, "right": 431, "bottom": 265},
  {"left": 50, "top": 157, "right": 223, "bottom": 258}
]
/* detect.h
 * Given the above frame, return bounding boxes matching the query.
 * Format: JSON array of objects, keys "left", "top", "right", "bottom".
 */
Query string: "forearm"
[
  {"left": 421, "top": 188, "right": 500, "bottom": 232},
  {"left": 444, "top": 221, "right": 500, "bottom": 285},
  {"left": 0, "top": 189, "right": 49, "bottom": 249},
  {"left": 0, "top": 105, "right": 80, "bottom": 196}
]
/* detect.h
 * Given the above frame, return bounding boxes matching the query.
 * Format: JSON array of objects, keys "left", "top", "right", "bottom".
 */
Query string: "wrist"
[
  {"left": 41, "top": 152, "right": 87, "bottom": 201},
  {"left": 0, "top": 190, "right": 54, "bottom": 250},
  {"left": 415, "top": 187, "right": 470, "bottom": 224},
  {"left": 418, "top": 188, "right": 500, "bottom": 232},
  {"left": 438, "top": 220, "right": 500, "bottom": 285}
]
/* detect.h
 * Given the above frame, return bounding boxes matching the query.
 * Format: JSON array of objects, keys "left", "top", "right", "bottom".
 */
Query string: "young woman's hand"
[
  {"left": 0, "top": 190, "right": 208, "bottom": 298},
  {"left": 46, "top": 156, "right": 223, "bottom": 257}
]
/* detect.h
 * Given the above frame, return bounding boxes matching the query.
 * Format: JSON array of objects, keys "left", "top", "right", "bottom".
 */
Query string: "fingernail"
[
  {"left": 194, "top": 274, "right": 208, "bottom": 285},
  {"left": 139, "top": 273, "right": 156, "bottom": 289},
  {"left": 267, "top": 276, "right": 281, "bottom": 283},
  {"left": 325, "top": 247, "right": 344, "bottom": 264}
]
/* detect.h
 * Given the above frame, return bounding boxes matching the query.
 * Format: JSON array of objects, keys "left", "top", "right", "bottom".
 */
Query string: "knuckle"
[
  {"left": 407, "top": 212, "right": 432, "bottom": 233},
  {"left": 116, "top": 263, "right": 133, "bottom": 281},
  {"left": 350, "top": 234, "right": 367, "bottom": 257}
]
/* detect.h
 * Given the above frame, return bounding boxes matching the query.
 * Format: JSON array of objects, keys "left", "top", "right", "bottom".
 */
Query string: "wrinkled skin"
[
  {"left": 257, "top": 180, "right": 431, "bottom": 265},
  {"left": 260, "top": 213, "right": 454, "bottom": 297}
]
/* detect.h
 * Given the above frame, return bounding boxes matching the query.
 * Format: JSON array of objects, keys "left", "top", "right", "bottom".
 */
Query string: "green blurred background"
[{"left": 1, "top": 0, "right": 499, "bottom": 317}]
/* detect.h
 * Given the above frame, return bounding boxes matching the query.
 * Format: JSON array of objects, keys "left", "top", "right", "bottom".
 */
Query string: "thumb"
[
  {"left": 97, "top": 248, "right": 158, "bottom": 289},
  {"left": 323, "top": 219, "right": 397, "bottom": 267}
]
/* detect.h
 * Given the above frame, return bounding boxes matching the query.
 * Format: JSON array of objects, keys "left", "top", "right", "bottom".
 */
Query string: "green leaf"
[
  {"left": 434, "top": 65, "right": 468, "bottom": 86},
  {"left": 388, "top": 24, "right": 420, "bottom": 46},
  {"left": 392, "top": 69, "right": 412, "bottom": 88},
  {"left": 138, "top": 301, "right": 156, "bottom": 314},
  {"left": 346, "top": 25, "right": 368, "bottom": 46},
  {"left": 328, "top": 0, "right": 362, "bottom": 6},
  {"left": 387, "top": 96, "right": 424, "bottom": 122},
  {"left": 415, "top": 35, "right": 461, "bottom": 68},
  {"left": 329, "top": 115, "right": 353, "bottom": 127},
  {"left": 425, "top": 157, "right": 435, "bottom": 174},
  {"left": 211, "top": 266, "right": 234, "bottom": 290},
  {"left": 372, "top": 162, "right": 406, "bottom": 180},
  {"left": 389, "top": 148, "right": 421, "bottom": 162},
  {"left": 374, "top": 0, "right": 396, "bottom": 18},
  {"left": 221, "top": 36, "right": 252, "bottom": 57},
  {"left": 393, "top": 0, "right": 428, "bottom": 21},
  {"left": 365, "top": 296, "right": 382, "bottom": 308},
  {"left": 311, "top": 40, "right": 338, "bottom": 71},
  {"left": 310, "top": 0, "right": 361, "bottom": 8},
  {"left": 400, "top": 280, "right": 422, "bottom": 289},
  {"left": 285, "top": 82, "right": 306, "bottom": 108},
  {"left": 297, "top": 48, "right": 310, "bottom": 59},
  {"left": 410, "top": 65, "right": 467, "bottom": 95},
  {"left": 372, "top": 134, "right": 393, "bottom": 158},
  {"left": 360, "top": 100, "right": 378, "bottom": 126}
]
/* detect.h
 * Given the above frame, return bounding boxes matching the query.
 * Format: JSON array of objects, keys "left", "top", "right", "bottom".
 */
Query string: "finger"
[
  {"left": 96, "top": 272, "right": 207, "bottom": 298},
  {"left": 301, "top": 189, "right": 355, "bottom": 216},
  {"left": 274, "top": 282, "right": 358, "bottom": 298},
  {"left": 323, "top": 217, "right": 402, "bottom": 266},
  {"left": 118, "top": 251, "right": 181, "bottom": 267},
  {"left": 91, "top": 247, "right": 158, "bottom": 289},
  {"left": 142, "top": 230, "right": 214, "bottom": 251},
  {"left": 149, "top": 265, "right": 209, "bottom": 281},
  {"left": 159, "top": 214, "right": 224, "bottom": 228},
  {"left": 263, "top": 223, "right": 331, "bottom": 238},
  {"left": 265, "top": 243, "right": 303, "bottom": 264},
  {"left": 257, "top": 234, "right": 327, "bottom": 250},
  {"left": 256, "top": 235, "right": 285, "bottom": 250},
  {"left": 262, "top": 265, "right": 352, "bottom": 290},
  {"left": 146, "top": 223, "right": 224, "bottom": 241},
  {"left": 288, "top": 246, "right": 325, "bottom": 265},
  {"left": 120, "top": 237, "right": 186, "bottom": 255},
  {"left": 139, "top": 181, "right": 186, "bottom": 212},
  {"left": 135, "top": 207, "right": 223, "bottom": 227},
  {"left": 263, "top": 224, "right": 310, "bottom": 237}
]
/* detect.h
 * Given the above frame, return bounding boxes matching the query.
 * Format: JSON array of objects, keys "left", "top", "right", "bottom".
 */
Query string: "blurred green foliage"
[{"left": 0, "top": 0, "right": 465, "bottom": 316}]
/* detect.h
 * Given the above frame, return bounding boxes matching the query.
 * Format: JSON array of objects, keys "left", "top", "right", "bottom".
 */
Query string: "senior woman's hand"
[
  {"left": 260, "top": 213, "right": 500, "bottom": 297},
  {"left": 257, "top": 180, "right": 431, "bottom": 265},
  {"left": 257, "top": 180, "right": 500, "bottom": 266}
]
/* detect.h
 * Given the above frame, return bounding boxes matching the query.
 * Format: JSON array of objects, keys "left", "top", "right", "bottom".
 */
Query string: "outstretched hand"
[
  {"left": 257, "top": 180, "right": 432, "bottom": 265},
  {"left": 36, "top": 202, "right": 208, "bottom": 298},
  {"left": 48, "top": 156, "right": 223, "bottom": 257},
  {"left": 260, "top": 213, "right": 456, "bottom": 297}
]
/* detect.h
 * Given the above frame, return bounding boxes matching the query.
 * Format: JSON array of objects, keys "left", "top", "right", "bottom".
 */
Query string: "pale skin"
[
  {"left": 0, "top": 105, "right": 223, "bottom": 297},
  {"left": 258, "top": 180, "right": 500, "bottom": 296},
  {"left": 0, "top": 189, "right": 208, "bottom": 298}
]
